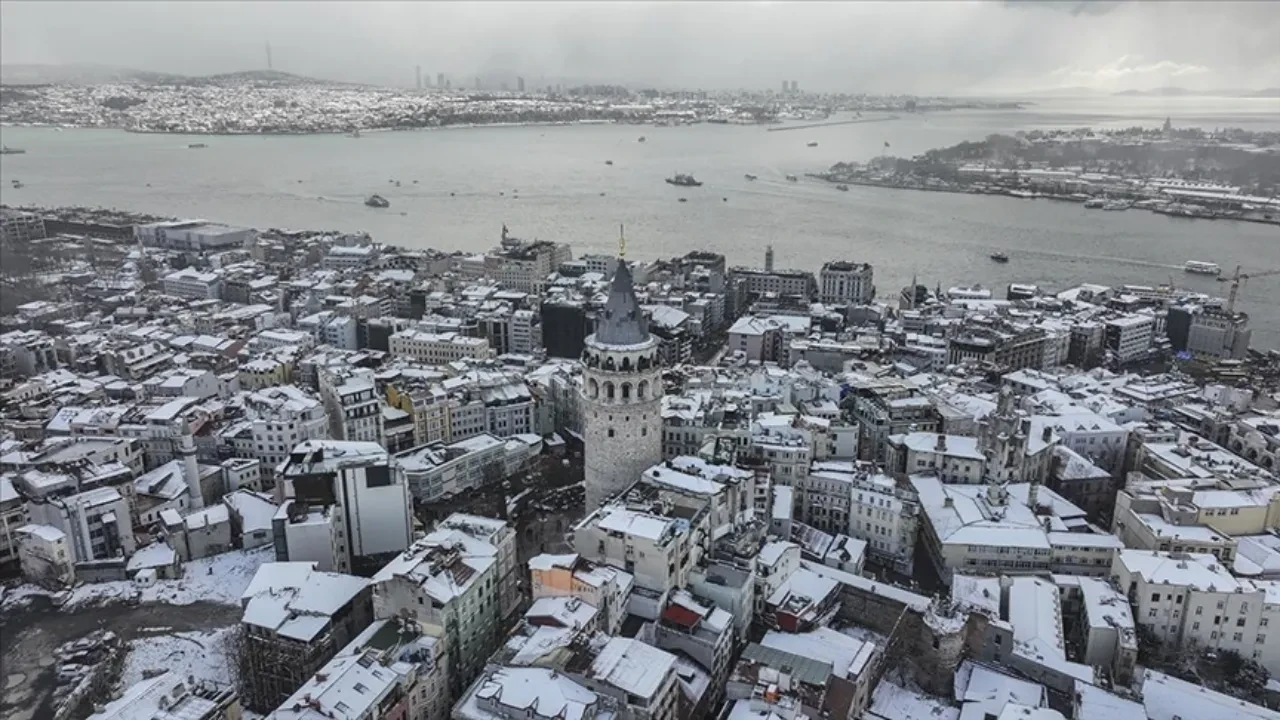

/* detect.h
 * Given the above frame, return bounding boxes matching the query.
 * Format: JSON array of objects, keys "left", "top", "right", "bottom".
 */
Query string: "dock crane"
[{"left": 1220, "top": 265, "right": 1280, "bottom": 314}]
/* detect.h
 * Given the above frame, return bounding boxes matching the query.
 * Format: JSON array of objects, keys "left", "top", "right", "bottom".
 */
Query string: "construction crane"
[{"left": 1220, "top": 265, "right": 1280, "bottom": 314}]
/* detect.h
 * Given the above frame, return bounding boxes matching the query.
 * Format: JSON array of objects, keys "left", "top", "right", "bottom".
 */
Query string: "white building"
[
  {"left": 1111, "top": 549, "right": 1280, "bottom": 676},
  {"left": 320, "top": 371, "right": 385, "bottom": 444},
  {"left": 389, "top": 330, "right": 493, "bottom": 364},
  {"left": 163, "top": 267, "right": 224, "bottom": 300},
  {"left": 819, "top": 261, "right": 874, "bottom": 305},
  {"left": 14, "top": 523, "right": 75, "bottom": 587},
  {"left": 573, "top": 505, "right": 688, "bottom": 594},
  {"left": 528, "top": 552, "right": 635, "bottom": 636},
  {"left": 1104, "top": 314, "right": 1156, "bottom": 364},
  {"left": 277, "top": 440, "right": 413, "bottom": 574},
  {"left": 27, "top": 486, "right": 137, "bottom": 563},
  {"left": 393, "top": 433, "right": 507, "bottom": 503}
]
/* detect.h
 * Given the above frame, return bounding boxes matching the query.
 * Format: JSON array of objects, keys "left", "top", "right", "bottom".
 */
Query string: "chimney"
[
  {"left": 936, "top": 434, "right": 947, "bottom": 452},
  {"left": 1042, "top": 426, "right": 1052, "bottom": 442},
  {"left": 1028, "top": 480, "right": 1041, "bottom": 511},
  {"left": 179, "top": 432, "right": 204, "bottom": 510}
]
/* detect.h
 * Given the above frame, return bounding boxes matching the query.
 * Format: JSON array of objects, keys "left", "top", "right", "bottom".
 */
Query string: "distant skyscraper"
[
  {"left": 415, "top": 65, "right": 422, "bottom": 90},
  {"left": 781, "top": 80, "right": 788, "bottom": 94},
  {"left": 765, "top": 245, "right": 775, "bottom": 272},
  {"left": 791, "top": 80, "right": 798, "bottom": 93},
  {"left": 517, "top": 76, "right": 525, "bottom": 92},
  {"left": 437, "top": 72, "right": 445, "bottom": 88},
  {"left": 266, "top": 42, "right": 273, "bottom": 71},
  {"left": 475, "top": 77, "right": 482, "bottom": 90}
]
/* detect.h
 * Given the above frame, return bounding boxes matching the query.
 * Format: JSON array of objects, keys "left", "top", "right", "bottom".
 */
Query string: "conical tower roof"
[{"left": 594, "top": 260, "right": 650, "bottom": 346}]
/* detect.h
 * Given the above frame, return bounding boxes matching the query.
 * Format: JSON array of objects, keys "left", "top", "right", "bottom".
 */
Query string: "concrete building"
[
  {"left": 163, "top": 267, "right": 224, "bottom": 300},
  {"left": 573, "top": 504, "right": 688, "bottom": 594},
  {"left": 393, "top": 433, "right": 507, "bottom": 503},
  {"left": 453, "top": 666, "right": 620, "bottom": 720},
  {"left": 581, "top": 260, "right": 664, "bottom": 508},
  {"left": 389, "top": 330, "right": 493, "bottom": 364},
  {"left": 274, "top": 618, "right": 447, "bottom": 720},
  {"left": 238, "top": 561, "right": 374, "bottom": 712},
  {"left": 14, "top": 523, "right": 75, "bottom": 587},
  {"left": 0, "top": 476, "right": 27, "bottom": 575},
  {"left": 1111, "top": 549, "right": 1280, "bottom": 676},
  {"left": 847, "top": 382, "right": 939, "bottom": 463},
  {"left": 372, "top": 533, "right": 500, "bottom": 700},
  {"left": 528, "top": 552, "right": 635, "bottom": 636},
  {"left": 26, "top": 485, "right": 136, "bottom": 564},
  {"left": 136, "top": 220, "right": 255, "bottom": 251},
  {"left": 819, "top": 261, "right": 874, "bottom": 306},
  {"left": 88, "top": 673, "right": 239, "bottom": 720},
  {"left": 276, "top": 440, "right": 413, "bottom": 575},
  {"left": 320, "top": 371, "right": 386, "bottom": 444},
  {"left": 1105, "top": 314, "right": 1156, "bottom": 365},
  {"left": 0, "top": 208, "right": 47, "bottom": 245}
]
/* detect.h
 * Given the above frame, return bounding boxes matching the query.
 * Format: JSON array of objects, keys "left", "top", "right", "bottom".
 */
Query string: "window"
[
  {"left": 1193, "top": 622, "right": 1200, "bottom": 630},
  {"left": 608, "top": 429, "right": 615, "bottom": 438},
  {"left": 1233, "top": 632, "right": 1243, "bottom": 642},
  {"left": 1258, "top": 634, "right": 1267, "bottom": 644},
  {"left": 1151, "top": 593, "right": 1161, "bottom": 602}
]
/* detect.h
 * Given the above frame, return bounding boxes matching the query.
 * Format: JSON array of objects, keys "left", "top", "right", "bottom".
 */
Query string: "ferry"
[
  {"left": 989, "top": 252, "right": 1009, "bottom": 263},
  {"left": 1084, "top": 198, "right": 1106, "bottom": 209},
  {"left": 1183, "top": 261, "right": 1220, "bottom": 276},
  {"left": 637, "top": 136, "right": 646, "bottom": 143},
  {"left": 666, "top": 173, "right": 703, "bottom": 187},
  {"left": 365, "top": 194, "right": 390, "bottom": 208},
  {"left": 807, "top": 141, "right": 819, "bottom": 147},
  {"left": 744, "top": 173, "right": 758, "bottom": 181},
  {"left": 785, "top": 174, "right": 798, "bottom": 182},
  {"left": 188, "top": 143, "right": 207, "bottom": 149},
  {"left": 605, "top": 160, "right": 613, "bottom": 165},
  {"left": 836, "top": 184, "right": 849, "bottom": 191},
  {"left": 1102, "top": 200, "right": 1130, "bottom": 211},
  {"left": 0, "top": 146, "right": 26, "bottom": 155}
]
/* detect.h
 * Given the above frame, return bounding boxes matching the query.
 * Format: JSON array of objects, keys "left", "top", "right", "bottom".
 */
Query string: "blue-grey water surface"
[{"left": 1, "top": 95, "right": 1278, "bottom": 347}]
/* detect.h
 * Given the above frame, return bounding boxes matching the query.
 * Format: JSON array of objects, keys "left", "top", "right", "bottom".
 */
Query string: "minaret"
[
  {"left": 266, "top": 42, "right": 273, "bottom": 71},
  {"left": 179, "top": 427, "right": 204, "bottom": 510},
  {"left": 582, "top": 226, "right": 664, "bottom": 509},
  {"left": 764, "top": 245, "right": 775, "bottom": 273}
]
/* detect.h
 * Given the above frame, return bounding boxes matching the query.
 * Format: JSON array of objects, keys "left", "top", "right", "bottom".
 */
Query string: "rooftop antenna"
[{"left": 266, "top": 41, "right": 273, "bottom": 71}]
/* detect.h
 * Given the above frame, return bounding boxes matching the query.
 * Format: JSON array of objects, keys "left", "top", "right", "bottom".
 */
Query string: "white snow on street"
[
  {"left": 2, "top": 546, "right": 271, "bottom": 611},
  {"left": 117, "top": 628, "right": 235, "bottom": 690}
]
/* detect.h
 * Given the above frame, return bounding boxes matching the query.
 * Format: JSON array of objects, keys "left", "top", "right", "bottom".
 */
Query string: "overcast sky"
[{"left": 2, "top": 1, "right": 1276, "bottom": 94}]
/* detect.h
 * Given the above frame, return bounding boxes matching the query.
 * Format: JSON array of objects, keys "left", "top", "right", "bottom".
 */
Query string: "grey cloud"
[{"left": 1, "top": 1, "right": 1276, "bottom": 95}]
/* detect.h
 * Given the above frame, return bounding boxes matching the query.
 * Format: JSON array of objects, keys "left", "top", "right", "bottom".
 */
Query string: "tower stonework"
[{"left": 582, "top": 259, "right": 663, "bottom": 509}]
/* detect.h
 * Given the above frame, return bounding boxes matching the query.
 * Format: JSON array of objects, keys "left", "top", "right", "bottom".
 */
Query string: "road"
[{"left": 0, "top": 596, "right": 241, "bottom": 720}]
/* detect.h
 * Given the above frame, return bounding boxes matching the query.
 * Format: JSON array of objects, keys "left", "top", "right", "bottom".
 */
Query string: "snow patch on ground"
[
  {"left": 118, "top": 628, "right": 235, "bottom": 690},
  {"left": 2, "top": 546, "right": 271, "bottom": 612}
]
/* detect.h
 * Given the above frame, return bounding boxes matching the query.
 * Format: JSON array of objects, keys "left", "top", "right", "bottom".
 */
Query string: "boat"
[
  {"left": 11, "top": 180, "right": 23, "bottom": 189},
  {"left": 605, "top": 160, "right": 613, "bottom": 165},
  {"left": 785, "top": 174, "right": 798, "bottom": 182},
  {"left": 807, "top": 141, "right": 819, "bottom": 147},
  {"left": 638, "top": 136, "right": 646, "bottom": 143},
  {"left": 666, "top": 173, "right": 703, "bottom": 187},
  {"left": 365, "top": 194, "right": 390, "bottom": 208},
  {"left": 744, "top": 173, "right": 758, "bottom": 181},
  {"left": 836, "top": 184, "right": 849, "bottom": 191},
  {"left": 1102, "top": 200, "right": 1130, "bottom": 211},
  {"left": 188, "top": 142, "right": 207, "bottom": 149},
  {"left": 1183, "top": 261, "right": 1220, "bottom": 276},
  {"left": 678, "top": 198, "right": 688, "bottom": 203},
  {"left": 1084, "top": 198, "right": 1106, "bottom": 209},
  {"left": 989, "top": 253, "right": 1009, "bottom": 263},
  {"left": 348, "top": 129, "right": 361, "bottom": 138},
  {"left": 1, "top": 146, "right": 26, "bottom": 155}
]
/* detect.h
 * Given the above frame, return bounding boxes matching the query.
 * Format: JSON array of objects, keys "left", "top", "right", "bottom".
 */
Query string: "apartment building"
[
  {"left": 388, "top": 330, "right": 493, "bottom": 364},
  {"left": 1111, "top": 549, "right": 1280, "bottom": 675},
  {"left": 276, "top": 440, "right": 413, "bottom": 575},
  {"left": 528, "top": 552, "right": 635, "bottom": 636},
  {"left": 819, "top": 261, "right": 874, "bottom": 306}
]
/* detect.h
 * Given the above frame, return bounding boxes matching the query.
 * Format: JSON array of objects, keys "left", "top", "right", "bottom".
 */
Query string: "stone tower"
[{"left": 582, "top": 240, "right": 663, "bottom": 509}]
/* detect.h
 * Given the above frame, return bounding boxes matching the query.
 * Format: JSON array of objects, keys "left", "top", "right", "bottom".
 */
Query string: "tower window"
[{"left": 608, "top": 428, "right": 615, "bottom": 438}]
